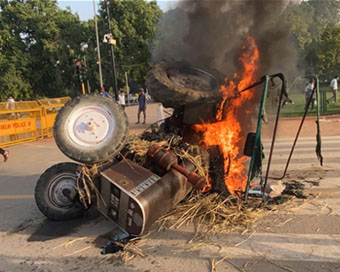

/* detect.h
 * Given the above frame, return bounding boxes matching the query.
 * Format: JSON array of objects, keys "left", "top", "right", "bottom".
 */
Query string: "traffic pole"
[{"left": 81, "top": 82, "right": 86, "bottom": 95}]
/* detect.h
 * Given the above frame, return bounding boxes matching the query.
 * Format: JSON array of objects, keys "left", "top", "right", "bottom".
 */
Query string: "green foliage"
[
  {"left": 0, "top": 64, "right": 32, "bottom": 101},
  {"left": 0, "top": 0, "right": 162, "bottom": 100},
  {"left": 4, "top": 0, "right": 340, "bottom": 101},
  {"left": 283, "top": 2, "right": 314, "bottom": 51},
  {"left": 0, "top": 0, "right": 91, "bottom": 101},
  {"left": 280, "top": 91, "right": 340, "bottom": 117},
  {"left": 317, "top": 25, "right": 340, "bottom": 77},
  {"left": 282, "top": 0, "right": 340, "bottom": 74},
  {"left": 96, "top": 0, "right": 162, "bottom": 91}
]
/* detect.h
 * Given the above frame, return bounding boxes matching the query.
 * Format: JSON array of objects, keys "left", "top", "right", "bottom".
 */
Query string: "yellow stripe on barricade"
[{"left": 0, "top": 97, "right": 70, "bottom": 147}]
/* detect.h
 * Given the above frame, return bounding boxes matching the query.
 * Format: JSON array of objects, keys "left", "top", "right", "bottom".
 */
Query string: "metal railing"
[{"left": 0, "top": 97, "right": 70, "bottom": 147}]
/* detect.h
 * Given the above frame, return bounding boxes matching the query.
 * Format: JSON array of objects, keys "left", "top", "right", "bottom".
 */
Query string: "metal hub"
[
  {"left": 67, "top": 106, "right": 115, "bottom": 147},
  {"left": 48, "top": 173, "right": 78, "bottom": 208}
]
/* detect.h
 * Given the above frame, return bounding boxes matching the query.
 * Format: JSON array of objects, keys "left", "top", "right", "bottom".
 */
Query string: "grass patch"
[{"left": 267, "top": 89, "right": 340, "bottom": 118}]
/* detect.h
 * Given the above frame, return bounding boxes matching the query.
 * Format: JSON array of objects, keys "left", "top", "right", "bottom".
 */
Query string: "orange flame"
[{"left": 194, "top": 36, "right": 259, "bottom": 194}]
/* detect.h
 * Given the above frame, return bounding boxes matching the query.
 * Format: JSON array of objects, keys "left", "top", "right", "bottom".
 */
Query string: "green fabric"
[
  {"left": 249, "top": 140, "right": 264, "bottom": 181},
  {"left": 315, "top": 77, "right": 323, "bottom": 166}
]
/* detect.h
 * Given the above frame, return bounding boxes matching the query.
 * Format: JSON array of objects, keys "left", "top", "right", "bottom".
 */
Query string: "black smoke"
[{"left": 152, "top": 0, "right": 301, "bottom": 78}]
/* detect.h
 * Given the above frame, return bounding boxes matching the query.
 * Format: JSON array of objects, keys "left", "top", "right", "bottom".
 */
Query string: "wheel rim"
[
  {"left": 67, "top": 105, "right": 116, "bottom": 148},
  {"left": 48, "top": 173, "right": 79, "bottom": 209}
]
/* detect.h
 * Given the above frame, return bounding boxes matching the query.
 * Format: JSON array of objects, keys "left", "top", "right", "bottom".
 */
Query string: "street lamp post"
[
  {"left": 105, "top": 0, "right": 119, "bottom": 101},
  {"left": 81, "top": 42, "right": 91, "bottom": 94},
  {"left": 93, "top": 0, "right": 104, "bottom": 91}
]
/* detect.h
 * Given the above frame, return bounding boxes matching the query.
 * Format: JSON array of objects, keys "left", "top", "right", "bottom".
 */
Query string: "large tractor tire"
[
  {"left": 35, "top": 162, "right": 86, "bottom": 221},
  {"left": 146, "top": 61, "right": 223, "bottom": 109},
  {"left": 54, "top": 95, "right": 128, "bottom": 164}
]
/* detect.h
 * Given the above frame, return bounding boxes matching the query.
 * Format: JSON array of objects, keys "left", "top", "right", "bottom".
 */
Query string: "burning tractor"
[
  {"left": 34, "top": 47, "right": 323, "bottom": 250},
  {"left": 34, "top": 62, "right": 223, "bottom": 236}
]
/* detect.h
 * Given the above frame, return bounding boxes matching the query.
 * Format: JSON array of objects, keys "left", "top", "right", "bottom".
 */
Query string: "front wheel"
[
  {"left": 35, "top": 162, "right": 86, "bottom": 221},
  {"left": 54, "top": 95, "right": 129, "bottom": 164}
]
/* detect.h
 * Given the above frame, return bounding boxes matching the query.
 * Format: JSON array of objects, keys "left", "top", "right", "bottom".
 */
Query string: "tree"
[
  {"left": 96, "top": 0, "right": 162, "bottom": 93},
  {"left": 0, "top": 1, "right": 32, "bottom": 100},
  {"left": 317, "top": 25, "right": 340, "bottom": 77},
  {"left": 0, "top": 64, "right": 32, "bottom": 101},
  {"left": 282, "top": 0, "right": 340, "bottom": 74},
  {"left": 0, "top": 0, "right": 163, "bottom": 100},
  {"left": 0, "top": 0, "right": 88, "bottom": 100}
]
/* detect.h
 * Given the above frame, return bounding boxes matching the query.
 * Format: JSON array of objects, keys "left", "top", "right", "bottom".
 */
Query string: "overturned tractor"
[
  {"left": 34, "top": 59, "right": 322, "bottom": 249},
  {"left": 34, "top": 62, "right": 228, "bottom": 236}
]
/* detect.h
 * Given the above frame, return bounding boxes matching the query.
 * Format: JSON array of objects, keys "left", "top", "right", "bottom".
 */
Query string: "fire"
[{"left": 194, "top": 36, "right": 259, "bottom": 194}]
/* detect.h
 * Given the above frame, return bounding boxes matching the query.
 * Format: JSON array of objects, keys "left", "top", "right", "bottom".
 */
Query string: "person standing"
[
  {"left": 7, "top": 95, "right": 15, "bottom": 104},
  {"left": 327, "top": 75, "right": 339, "bottom": 103},
  {"left": 7, "top": 95, "right": 15, "bottom": 110},
  {"left": 136, "top": 88, "right": 146, "bottom": 124},
  {"left": 99, "top": 87, "right": 110, "bottom": 98},
  {"left": 118, "top": 90, "right": 126, "bottom": 110},
  {"left": 6, "top": 95, "right": 16, "bottom": 119},
  {"left": 304, "top": 79, "right": 315, "bottom": 110},
  {"left": 0, "top": 148, "right": 9, "bottom": 162}
]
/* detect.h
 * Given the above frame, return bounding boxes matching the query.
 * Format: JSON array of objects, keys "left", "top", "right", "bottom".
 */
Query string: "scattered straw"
[
  {"left": 234, "top": 231, "right": 256, "bottom": 247},
  {"left": 211, "top": 257, "right": 243, "bottom": 272},
  {"left": 157, "top": 193, "right": 265, "bottom": 235},
  {"left": 115, "top": 237, "right": 147, "bottom": 263},
  {"left": 64, "top": 246, "right": 92, "bottom": 257},
  {"left": 76, "top": 165, "right": 105, "bottom": 209},
  {"left": 52, "top": 237, "right": 86, "bottom": 250}
]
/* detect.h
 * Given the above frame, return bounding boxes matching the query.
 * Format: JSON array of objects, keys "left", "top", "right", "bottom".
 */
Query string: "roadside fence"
[{"left": 0, "top": 97, "right": 70, "bottom": 147}]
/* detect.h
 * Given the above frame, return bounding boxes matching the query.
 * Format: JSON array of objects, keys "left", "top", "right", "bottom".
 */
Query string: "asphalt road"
[{"left": 0, "top": 105, "right": 340, "bottom": 272}]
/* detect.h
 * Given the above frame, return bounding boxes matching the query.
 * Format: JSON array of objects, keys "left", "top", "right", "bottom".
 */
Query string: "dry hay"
[
  {"left": 115, "top": 236, "right": 147, "bottom": 263},
  {"left": 76, "top": 166, "right": 97, "bottom": 209},
  {"left": 98, "top": 236, "right": 148, "bottom": 264},
  {"left": 122, "top": 129, "right": 301, "bottom": 245},
  {"left": 157, "top": 192, "right": 266, "bottom": 236},
  {"left": 76, "top": 165, "right": 104, "bottom": 209},
  {"left": 126, "top": 128, "right": 266, "bottom": 235},
  {"left": 75, "top": 125, "right": 311, "bottom": 261},
  {"left": 156, "top": 181, "right": 310, "bottom": 237},
  {"left": 125, "top": 132, "right": 208, "bottom": 177}
]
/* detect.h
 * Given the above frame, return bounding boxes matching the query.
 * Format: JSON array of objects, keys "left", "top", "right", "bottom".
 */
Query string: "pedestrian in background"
[
  {"left": 6, "top": 95, "right": 15, "bottom": 110},
  {"left": 6, "top": 95, "right": 16, "bottom": 118},
  {"left": 118, "top": 90, "right": 126, "bottom": 110},
  {"left": 304, "top": 78, "right": 315, "bottom": 110},
  {"left": 7, "top": 95, "right": 15, "bottom": 104},
  {"left": 99, "top": 87, "right": 110, "bottom": 98},
  {"left": 136, "top": 88, "right": 146, "bottom": 124},
  {"left": 327, "top": 75, "right": 339, "bottom": 104},
  {"left": 0, "top": 148, "right": 9, "bottom": 162}
]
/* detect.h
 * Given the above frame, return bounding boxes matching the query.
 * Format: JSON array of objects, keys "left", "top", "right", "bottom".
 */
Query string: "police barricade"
[
  {"left": 37, "top": 97, "right": 71, "bottom": 138},
  {"left": 0, "top": 97, "right": 70, "bottom": 147}
]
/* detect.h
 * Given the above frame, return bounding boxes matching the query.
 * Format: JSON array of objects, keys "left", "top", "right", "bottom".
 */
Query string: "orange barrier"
[
  {"left": 37, "top": 97, "right": 71, "bottom": 138},
  {"left": 0, "top": 97, "right": 70, "bottom": 147}
]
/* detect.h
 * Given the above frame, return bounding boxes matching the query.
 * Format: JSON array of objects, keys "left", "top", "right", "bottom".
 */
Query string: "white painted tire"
[{"left": 54, "top": 95, "right": 129, "bottom": 164}]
